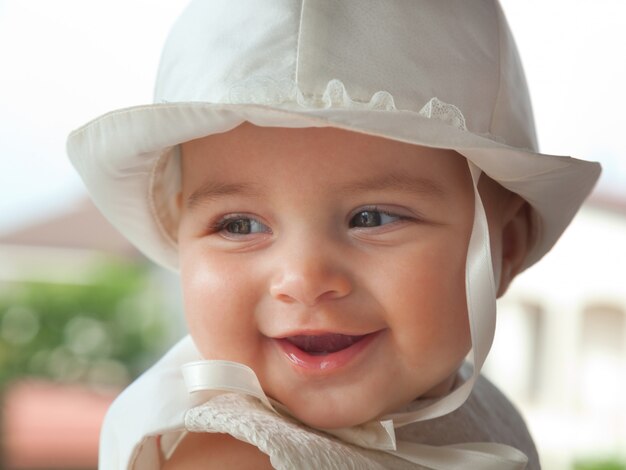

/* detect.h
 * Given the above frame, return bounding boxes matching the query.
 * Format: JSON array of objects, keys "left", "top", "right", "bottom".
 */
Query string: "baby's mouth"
[{"left": 284, "top": 334, "right": 365, "bottom": 356}]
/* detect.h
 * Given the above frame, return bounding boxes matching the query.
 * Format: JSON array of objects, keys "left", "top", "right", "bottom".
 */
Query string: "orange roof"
[
  {"left": 2, "top": 380, "right": 118, "bottom": 469},
  {"left": 0, "top": 198, "right": 139, "bottom": 256}
]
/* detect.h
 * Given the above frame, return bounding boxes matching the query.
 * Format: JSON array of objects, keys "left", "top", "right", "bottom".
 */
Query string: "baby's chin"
[
  {"left": 274, "top": 371, "right": 461, "bottom": 430},
  {"left": 265, "top": 386, "right": 386, "bottom": 430},
  {"left": 284, "top": 402, "right": 383, "bottom": 430}
]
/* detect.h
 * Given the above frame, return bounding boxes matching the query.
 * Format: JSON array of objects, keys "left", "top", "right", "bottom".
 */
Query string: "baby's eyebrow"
[
  {"left": 186, "top": 181, "right": 262, "bottom": 210},
  {"left": 185, "top": 173, "right": 446, "bottom": 209},
  {"left": 338, "top": 173, "right": 447, "bottom": 199}
]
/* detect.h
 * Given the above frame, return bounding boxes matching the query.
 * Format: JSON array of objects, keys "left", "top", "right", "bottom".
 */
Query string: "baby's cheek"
[
  {"left": 181, "top": 258, "right": 256, "bottom": 360},
  {"left": 391, "top": 266, "right": 469, "bottom": 366}
]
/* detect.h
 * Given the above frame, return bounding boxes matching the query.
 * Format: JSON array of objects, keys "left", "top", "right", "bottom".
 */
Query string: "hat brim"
[{"left": 67, "top": 102, "right": 601, "bottom": 271}]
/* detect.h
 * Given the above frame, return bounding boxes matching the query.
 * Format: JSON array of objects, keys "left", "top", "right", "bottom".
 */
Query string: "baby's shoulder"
[{"left": 163, "top": 432, "right": 273, "bottom": 470}]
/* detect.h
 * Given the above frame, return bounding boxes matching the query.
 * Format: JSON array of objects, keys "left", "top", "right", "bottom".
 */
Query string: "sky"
[{"left": 0, "top": 0, "right": 625, "bottom": 234}]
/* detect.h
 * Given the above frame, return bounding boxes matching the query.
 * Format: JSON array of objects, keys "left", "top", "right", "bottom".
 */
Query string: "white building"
[{"left": 486, "top": 196, "right": 626, "bottom": 469}]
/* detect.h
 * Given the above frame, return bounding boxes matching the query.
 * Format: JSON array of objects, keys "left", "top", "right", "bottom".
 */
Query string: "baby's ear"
[{"left": 497, "top": 198, "right": 532, "bottom": 297}]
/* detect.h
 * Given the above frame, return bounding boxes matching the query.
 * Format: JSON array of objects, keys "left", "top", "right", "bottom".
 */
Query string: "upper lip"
[
  {"left": 282, "top": 333, "right": 367, "bottom": 354},
  {"left": 270, "top": 329, "right": 381, "bottom": 339}
]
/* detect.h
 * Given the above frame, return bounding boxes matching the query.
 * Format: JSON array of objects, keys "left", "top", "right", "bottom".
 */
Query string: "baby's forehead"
[
  {"left": 181, "top": 122, "right": 459, "bottom": 155},
  {"left": 181, "top": 124, "right": 468, "bottom": 177},
  {"left": 178, "top": 125, "right": 476, "bottom": 206}
]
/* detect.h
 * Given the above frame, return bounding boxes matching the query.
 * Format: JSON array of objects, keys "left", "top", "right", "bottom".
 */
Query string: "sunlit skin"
[
  {"left": 176, "top": 123, "right": 529, "bottom": 433},
  {"left": 167, "top": 123, "right": 530, "bottom": 466}
]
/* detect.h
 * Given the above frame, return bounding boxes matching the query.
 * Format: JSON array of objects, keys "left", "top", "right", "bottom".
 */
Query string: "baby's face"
[{"left": 178, "top": 123, "right": 475, "bottom": 429}]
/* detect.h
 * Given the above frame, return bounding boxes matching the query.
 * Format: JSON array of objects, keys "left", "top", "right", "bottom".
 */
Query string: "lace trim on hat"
[
  {"left": 228, "top": 78, "right": 467, "bottom": 131},
  {"left": 418, "top": 96, "right": 467, "bottom": 132}
]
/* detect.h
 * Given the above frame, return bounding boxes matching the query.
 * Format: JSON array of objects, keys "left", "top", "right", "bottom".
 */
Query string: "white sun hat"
[
  {"left": 67, "top": 0, "right": 600, "bottom": 274},
  {"left": 70, "top": 1, "right": 599, "bottom": 467}
]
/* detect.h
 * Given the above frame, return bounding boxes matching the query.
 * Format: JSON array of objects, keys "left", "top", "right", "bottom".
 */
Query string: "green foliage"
[
  {"left": 0, "top": 260, "right": 168, "bottom": 391},
  {"left": 574, "top": 458, "right": 626, "bottom": 470}
]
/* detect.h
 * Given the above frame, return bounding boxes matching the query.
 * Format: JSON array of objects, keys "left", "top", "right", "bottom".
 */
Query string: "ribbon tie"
[{"left": 182, "top": 360, "right": 527, "bottom": 469}]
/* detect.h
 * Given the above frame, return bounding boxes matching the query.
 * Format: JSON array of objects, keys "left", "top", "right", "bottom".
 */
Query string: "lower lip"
[{"left": 274, "top": 332, "right": 381, "bottom": 373}]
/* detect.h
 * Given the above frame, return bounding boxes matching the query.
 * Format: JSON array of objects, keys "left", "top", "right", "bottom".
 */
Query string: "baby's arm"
[{"left": 163, "top": 432, "right": 274, "bottom": 469}]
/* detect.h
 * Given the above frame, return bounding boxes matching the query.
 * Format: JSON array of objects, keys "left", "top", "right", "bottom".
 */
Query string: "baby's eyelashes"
[
  {"left": 349, "top": 208, "right": 405, "bottom": 228},
  {"left": 211, "top": 215, "right": 271, "bottom": 238},
  {"left": 203, "top": 205, "right": 421, "bottom": 242}
]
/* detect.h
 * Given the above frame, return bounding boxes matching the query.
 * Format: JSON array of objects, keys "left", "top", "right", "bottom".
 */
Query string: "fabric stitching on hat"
[
  {"left": 488, "top": 0, "right": 503, "bottom": 137},
  {"left": 148, "top": 148, "right": 178, "bottom": 250},
  {"left": 294, "top": 0, "right": 306, "bottom": 85},
  {"left": 68, "top": 103, "right": 213, "bottom": 138}
]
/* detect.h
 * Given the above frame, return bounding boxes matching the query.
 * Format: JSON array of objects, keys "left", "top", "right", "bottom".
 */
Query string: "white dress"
[{"left": 99, "top": 336, "right": 539, "bottom": 469}]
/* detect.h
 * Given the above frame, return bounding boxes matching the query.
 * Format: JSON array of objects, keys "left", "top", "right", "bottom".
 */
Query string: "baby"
[{"left": 67, "top": 1, "right": 600, "bottom": 469}]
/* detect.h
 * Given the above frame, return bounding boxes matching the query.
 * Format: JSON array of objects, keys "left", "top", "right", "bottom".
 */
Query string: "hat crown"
[{"left": 155, "top": 0, "right": 537, "bottom": 151}]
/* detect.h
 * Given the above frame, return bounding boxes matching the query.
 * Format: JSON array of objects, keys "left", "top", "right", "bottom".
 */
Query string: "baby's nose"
[{"left": 269, "top": 247, "right": 352, "bottom": 306}]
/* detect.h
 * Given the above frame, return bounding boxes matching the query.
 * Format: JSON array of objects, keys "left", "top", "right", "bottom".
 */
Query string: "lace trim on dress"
[
  {"left": 227, "top": 78, "right": 467, "bottom": 131},
  {"left": 185, "top": 394, "right": 410, "bottom": 470}
]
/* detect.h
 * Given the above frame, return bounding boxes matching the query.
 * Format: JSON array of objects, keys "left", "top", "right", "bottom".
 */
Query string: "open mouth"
[
  {"left": 284, "top": 334, "right": 365, "bottom": 356},
  {"left": 275, "top": 331, "right": 381, "bottom": 372}
]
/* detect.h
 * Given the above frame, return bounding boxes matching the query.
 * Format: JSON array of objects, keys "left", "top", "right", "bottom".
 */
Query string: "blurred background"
[{"left": 0, "top": 0, "right": 624, "bottom": 468}]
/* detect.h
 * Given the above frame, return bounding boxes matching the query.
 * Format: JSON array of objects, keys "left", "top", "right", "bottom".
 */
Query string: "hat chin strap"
[
  {"left": 182, "top": 161, "right": 528, "bottom": 468},
  {"left": 383, "top": 161, "right": 496, "bottom": 426}
]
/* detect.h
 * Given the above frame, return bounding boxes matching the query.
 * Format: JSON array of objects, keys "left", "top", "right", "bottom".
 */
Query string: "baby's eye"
[
  {"left": 217, "top": 216, "right": 270, "bottom": 235},
  {"left": 349, "top": 209, "right": 402, "bottom": 228}
]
